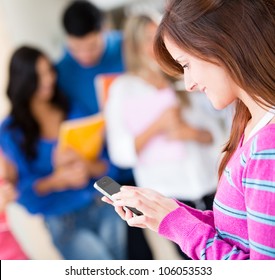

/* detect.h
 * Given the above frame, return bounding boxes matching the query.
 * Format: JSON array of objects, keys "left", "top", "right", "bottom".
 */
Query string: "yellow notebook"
[{"left": 58, "top": 114, "right": 105, "bottom": 160}]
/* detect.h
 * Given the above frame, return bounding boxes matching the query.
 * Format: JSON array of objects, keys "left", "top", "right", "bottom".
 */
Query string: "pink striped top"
[{"left": 159, "top": 124, "right": 275, "bottom": 259}]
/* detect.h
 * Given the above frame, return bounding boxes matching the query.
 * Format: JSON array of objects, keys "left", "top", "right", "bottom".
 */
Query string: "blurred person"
[
  {"left": 103, "top": 0, "right": 275, "bottom": 260},
  {"left": 56, "top": 0, "right": 134, "bottom": 196},
  {"left": 0, "top": 151, "right": 28, "bottom": 260},
  {"left": 57, "top": 1, "right": 152, "bottom": 259},
  {"left": 56, "top": 0, "right": 124, "bottom": 115},
  {"left": 0, "top": 46, "right": 126, "bottom": 260},
  {"left": 105, "top": 14, "right": 225, "bottom": 259}
]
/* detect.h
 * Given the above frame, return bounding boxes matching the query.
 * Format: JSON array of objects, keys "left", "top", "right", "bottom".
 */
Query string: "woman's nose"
[{"left": 184, "top": 72, "right": 198, "bottom": 92}]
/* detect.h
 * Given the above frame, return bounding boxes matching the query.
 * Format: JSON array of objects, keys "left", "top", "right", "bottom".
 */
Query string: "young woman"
[
  {"left": 0, "top": 46, "right": 126, "bottom": 260},
  {"left": 105, "top": 13, "right": 226, "bottom": 259},
  {"left": 103, "top": 0, "right": 275, "bottom": 260}
]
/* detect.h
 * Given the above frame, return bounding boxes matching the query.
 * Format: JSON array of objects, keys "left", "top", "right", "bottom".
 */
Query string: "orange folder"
[{"left": 58, "top": 113, "right": 105, "bottom": 160}]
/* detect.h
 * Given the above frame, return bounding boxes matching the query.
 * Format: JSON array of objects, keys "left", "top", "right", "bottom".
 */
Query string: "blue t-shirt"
[
  {"left": 56, "top": 30, "right": 134, "bottom": 185},
  {"left": 56, "top": 31, "right": 125, "bottom": 116},
  {"left": 0, "top": 106, "right": 119, "bottom": 216}
]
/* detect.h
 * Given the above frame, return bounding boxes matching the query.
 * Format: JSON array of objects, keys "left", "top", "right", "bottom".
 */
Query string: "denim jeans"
[{"left": 45, "top": 195, "right": 127, "bottom": 260}]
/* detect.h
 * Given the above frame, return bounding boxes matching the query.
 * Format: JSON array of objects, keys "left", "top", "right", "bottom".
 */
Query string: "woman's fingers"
[
  {"left": 126, "top": 214, "right": 154, "bottom": 230},
  {"left": 102, "top": 185, "right": 179, "bottom": 232},
  {"left": 114, "top": 205, "right": 126, "bottom": 219},
  {"left": 118, "top": 186, "right": 178, "bottom": 212},
  {"left": 113, "top": 186, "right": 162, "bottom": 205},
  {"left": 124, "top": 207, "right": 134, "bottom": 220},
  {"left": 54, "top": 147, "right": 82, "bottom": 168},
  {"left": 120, "top": 186, "right": 165, "bottom": 203},
  {"left": 101, "top": 196, "right": 113, "bottom": 205},
  {"left": 113, "top": 192, "right": 156, "bottom": 218}
]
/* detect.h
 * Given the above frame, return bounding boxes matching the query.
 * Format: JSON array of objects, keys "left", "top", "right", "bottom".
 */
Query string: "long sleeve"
[
  {"left": 158, "top": 202, "right": 250, "bottom": 260},
  {"left": 159, "top": 125, "right": 275, "bottom": 260},
  {"left": 105, "top": 78, "right": 138, "bottom": 168},
  {"left": 242, "top": 135, "right": 275, "bottom": 259},
  {"left": 0, "top": 123, "right": 42, "bottom": 196}
]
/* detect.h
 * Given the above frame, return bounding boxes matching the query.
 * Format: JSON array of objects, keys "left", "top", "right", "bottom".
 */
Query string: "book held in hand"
[{"left": 58, "top": 114, "right": 105, "bottom": 160}]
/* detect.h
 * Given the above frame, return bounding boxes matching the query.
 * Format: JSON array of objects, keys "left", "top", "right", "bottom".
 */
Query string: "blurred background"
[
  {"left": 0, "top": 0, "right": 166, "bottom": 120},
  {"left": 0, "top": 0, "right": 169, "bottom": 260}
]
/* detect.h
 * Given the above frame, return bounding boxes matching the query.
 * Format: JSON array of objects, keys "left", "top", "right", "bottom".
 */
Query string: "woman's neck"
[
  {"left": 31, "top": 100, "right": 53, "bottom": 120},
  {"left": 239, "top": 90, "right": 274, "bottom": 142},
  {"left": 30, "top": 99, "right": 64, "bottom": 140}
]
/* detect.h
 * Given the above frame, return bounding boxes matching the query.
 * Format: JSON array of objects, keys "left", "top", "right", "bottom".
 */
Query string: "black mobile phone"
[{"left": 94, "top": 176, "right": 143, "bottom": 216}]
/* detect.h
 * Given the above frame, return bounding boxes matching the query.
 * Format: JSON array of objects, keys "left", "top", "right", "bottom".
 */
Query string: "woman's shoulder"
[
  {"left": 111, "top": 74, "right": 153, "bottom": 93},
  {"left": 0, "top": 116, "right": 22, "bottom": 150},
  {"left": 109, "top": 74, "right": 145, "bottom": 97},
  {"left": 112, "top": 73, "right": 143, "bottom": 86},
  {"left": 250, "top": 123, "right": 275, "bottom": 153}
]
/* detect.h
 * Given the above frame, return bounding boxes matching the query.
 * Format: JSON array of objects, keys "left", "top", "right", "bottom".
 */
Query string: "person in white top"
[{"left": 105, "top": 13, "right": 226, "bottom": 259}]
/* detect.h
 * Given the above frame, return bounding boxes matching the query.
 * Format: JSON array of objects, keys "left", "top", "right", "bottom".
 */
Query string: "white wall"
[
  {"left": 0, "top": 5, "right": 12, "bottom": 121},
  {"left": 0, "top": 0, "right": 71, "bottom": 259},
  {"left": 0, "top": 0, "right": 72, "bottom": 122},
  {"left": 1, "top": 0, "right": 71, "bottom": 60}
]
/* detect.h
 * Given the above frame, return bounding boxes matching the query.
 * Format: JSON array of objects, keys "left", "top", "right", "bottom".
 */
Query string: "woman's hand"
[
  {"left": 0, "top": 153, "right": 17, "bottom": 183},
  {"left": 196, "top": 129, "right": 213, "bottom": 144},
  {"left": 102, "top": 186, "right": 179, "bottom": 232},
  {"left": 135, "top": 106, "right": 182, "bottom": 153},
  {"left": 53, "top": 161, "right": 90, "bottom": 190},
  {"left": 0, "top": 181, "right": 17, "bottom": 212},
  {"left": 84, "top": 159, "right": 108, "bottom": 178},
  {"left": 167, "top": 123, "right": 213, "bottom": 144},
  {"left": 156, "top": 106, "right": 182, "bottom": 134},
  {"left": 53, "top": 147, "right": 107, "bottom": 178},
  {"left": 35, "top": 147, "right": 108, "bottom": 195},
  {"left": 36, "top": 148, "right": 90, "bottom": 194},
  {"left": 53, "top": 147, "right": 81, "bottom": 169}
]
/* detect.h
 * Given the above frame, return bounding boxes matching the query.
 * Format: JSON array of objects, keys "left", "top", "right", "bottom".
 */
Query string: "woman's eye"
[
  {"left": 182, "top": 63, "right": 189, "bottom": 70},
  {"left": 179, "top": 63, "right": 189, "bottom": 73}
]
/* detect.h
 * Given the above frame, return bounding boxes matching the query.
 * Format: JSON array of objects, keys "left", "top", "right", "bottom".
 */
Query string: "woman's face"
[
  {"left": 35, "top": 56, "right": 56, "bottom": 101},
  {"left": 164, "top": 37, "right": 240, "bottom": 110}
]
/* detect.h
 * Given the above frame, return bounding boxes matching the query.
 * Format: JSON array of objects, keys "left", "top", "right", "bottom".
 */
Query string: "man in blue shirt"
[
  {"left": 56, "top": 1, "right": 134, "bottom": 186},
  {"left": 55, "top": 1, "right": 152, "bottom": 260},
  {"left": 56, "top": 1, "right": 124, "bottom": 115}
]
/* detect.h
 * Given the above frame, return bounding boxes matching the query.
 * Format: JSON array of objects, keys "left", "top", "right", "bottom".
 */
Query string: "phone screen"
[{"left": 94, "top": 176, "right": 143, "bottom": 216}]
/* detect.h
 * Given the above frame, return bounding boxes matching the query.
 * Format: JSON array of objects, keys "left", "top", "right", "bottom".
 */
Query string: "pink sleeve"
[
  {"left": 242, "top": 136, "right": 275, "bottom": 259},
  {"left": 158, "top": 201, "right": 249, "bottom": 259}
]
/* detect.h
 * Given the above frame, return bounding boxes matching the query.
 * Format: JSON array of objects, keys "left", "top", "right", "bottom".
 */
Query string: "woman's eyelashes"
[
  {"left": 182, "top": 63, "right": 189, "bottom": 70},
  {"left": 177, "top": 61, "right": 189, "bottom": 72}
]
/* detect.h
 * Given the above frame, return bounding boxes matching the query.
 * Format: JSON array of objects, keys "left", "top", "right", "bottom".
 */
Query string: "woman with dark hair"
[
  {"left": 102, "top": 0, "right": 275, "bottom": 259},
  {"left": 0, "top": 46, "right": 127, "bottom": 260}
]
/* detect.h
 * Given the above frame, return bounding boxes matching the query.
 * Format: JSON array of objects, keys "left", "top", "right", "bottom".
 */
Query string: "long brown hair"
[{"left": 154, "top": 0, "right": 275, "bottom": 178}]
